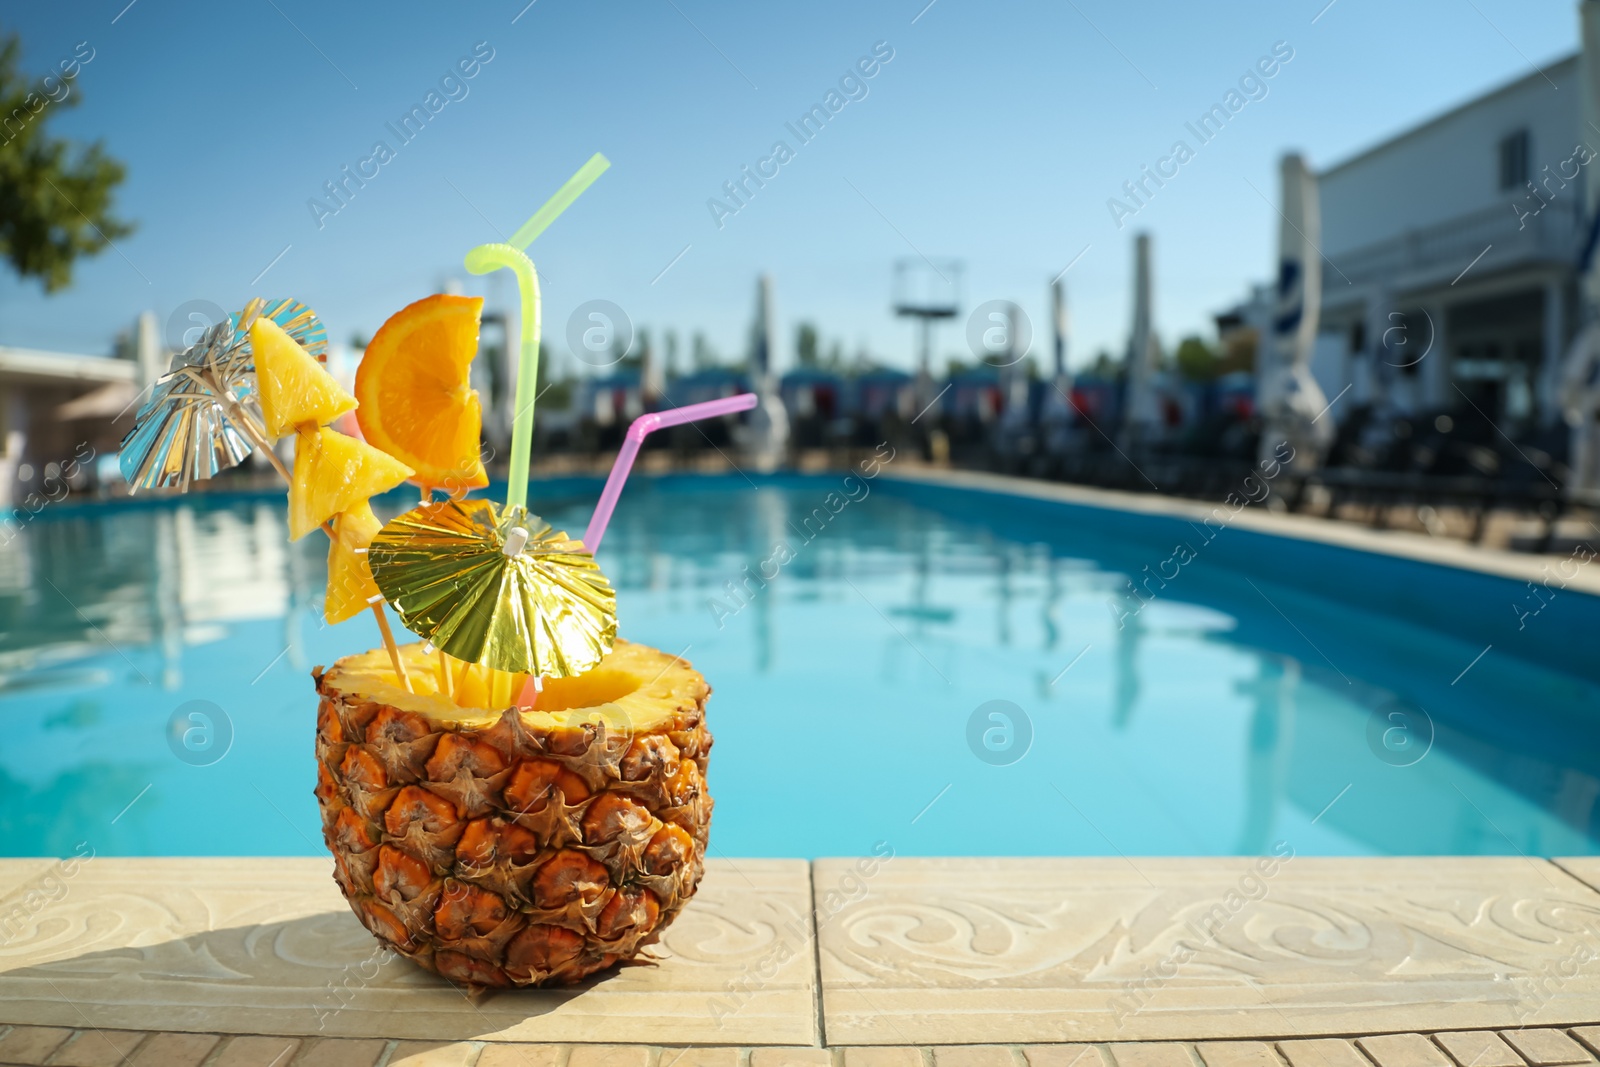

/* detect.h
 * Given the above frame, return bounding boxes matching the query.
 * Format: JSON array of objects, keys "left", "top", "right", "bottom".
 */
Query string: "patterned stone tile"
[
  {"left": 842, "top": 1049, "right": 924, "bottom": 1067},
  {"left": 932, "top": 1048, "right": 1018, "bottom": 1067},
  {"left": 0, "top": 1024, "right": 74, "bottom": 1066},
  {"left": 568, "top": 1048, "right": 656, "bottom": 1067},
  {"left": 211, "top": 1036, "right": 304, "bottom": 1067},
  {"left": 476, "top": 1046, "right": 568, "bottom": 1067},
  {"left": 51, "top": 1029, "right": 148, "bottom": 1067},
  {"left": 1023, "top": 1047, "right": 1107, "bottom": 1067},
  {"left": 661, "top": 1049, "right": 742, "bottom": 1067},
  {"left": 295, "top": 1038, "right": 388, "bottom": 1067},
  {"left": 750, "top": 1050, "right": 833, "bottom": 1067},
  {"left": 1499, "top": 1031, "right": 1596, "bottom": 1067},
  {"left": 1555, "top": 859, "right": 1600, "bottom": 896},
  {"left": 1278, "top": 1041, "right": 1369, "bottom": 1067},
  {"left": 814, "top": 857, "right": 1600, "bottom": 1043},
  {"left": 1196, "top": 1042, "right": 1282, "bottom": 1067},
  {"left": 129, "top": 1032, "right": 221, "bottom": 1067},
  {"left": 389, "top": 1041, "right": 484, "bottom": 1066},
  {"left": 0, "top": 858, "right": 816, "bottom": 1045},
  {"left": 1110, "top": 1045, "right": 1196, "bottom": 1067},
  {"left": 0, "top": 860, "right": 56, "bottom": 899},
  {"left": 1434, "top": 1033, "right": 1524, "bottom": 1067},
  {"left": 1357, "top": 1035, "right": 1453, "bottom": 1067}
]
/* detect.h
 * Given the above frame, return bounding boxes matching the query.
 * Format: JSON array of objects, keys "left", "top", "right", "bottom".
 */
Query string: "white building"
[{"left": 1308, "top": 53, "right": 1584, "bottom": 431}]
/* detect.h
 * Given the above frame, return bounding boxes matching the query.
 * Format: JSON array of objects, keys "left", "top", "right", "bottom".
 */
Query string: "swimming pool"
[{"left": 3, "top": 472, "right": 1598, "bottom": 859}]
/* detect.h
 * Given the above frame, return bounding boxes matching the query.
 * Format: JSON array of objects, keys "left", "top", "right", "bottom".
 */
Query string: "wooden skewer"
[
  {"left": 370, "top": 603, "right": 412, "bottom": 692},
  {"left": 496, "top": 669, "right": 518, "bottom": 709},
  {"left": 436, "top": 648, "right": 454, "bottom": 698},
  {"left": 247, "top": 413, "right": 414, "bottom": 695},
  {"left": 190, "top": 356, "right": 415, "bottom": 695},
  {"left": 215, "top": 384, "right": 294, "bottom": 483}
]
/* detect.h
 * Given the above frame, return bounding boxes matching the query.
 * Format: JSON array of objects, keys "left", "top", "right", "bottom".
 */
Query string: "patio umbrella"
[
  {"left": 55, "top": 380, "right": 140, "bottom": 421},
  {"left": 119, "top": 298, "right": 328, "bottom": 491},
  {"left": 367, "top": 498, "right": 616, "bottom": 677}
]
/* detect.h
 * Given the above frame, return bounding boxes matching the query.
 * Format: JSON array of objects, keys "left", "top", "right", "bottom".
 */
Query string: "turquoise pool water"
[{"left": 3, "top": 473, "right": 1598, "bottom": 859}]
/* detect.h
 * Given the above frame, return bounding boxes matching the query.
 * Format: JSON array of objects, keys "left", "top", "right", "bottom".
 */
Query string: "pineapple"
[
  {"left": 289, "top": 426, "right": 413, "bottom": 540},
  {"left": 324, "top": 503, "right": 384, "bottom": 625},
  {"left": 313, "top": 638, "right": 713, "bottom": 987},
  {"left": 251, "top": 316, "right": 357, "bottom": 439}
]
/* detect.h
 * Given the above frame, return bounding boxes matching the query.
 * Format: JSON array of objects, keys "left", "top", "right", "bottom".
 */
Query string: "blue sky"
[{"left": 0, "top": 0, "right": 1580, "bottom": 374}]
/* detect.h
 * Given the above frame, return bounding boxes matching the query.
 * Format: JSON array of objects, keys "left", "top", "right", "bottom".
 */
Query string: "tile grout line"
[
  {"left": 1347, "top": 1032, "right": 1388, "bottom": 1067},
  {"left": 1549, "top": 857, "right": 1600, "bottom": 899},
  {"left": 1561, "top": 1027, "right": 1598, "bottom": 1057},
  {"left": 807, "top": 859, "right": 828, "bottom": 1050},
  {"left": 193, "top": 1029, "right": 238, "bottom": 1067},
  {"left": 286, "top": 1034, "right": 315, "bottom": 1067}
]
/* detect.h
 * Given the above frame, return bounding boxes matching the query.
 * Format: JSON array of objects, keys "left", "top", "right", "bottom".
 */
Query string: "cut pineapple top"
[
  {"left": 318, "top": 639, "right": 707, "bottom": 734},
  {"left": 252, "top": 317, "right": 357, "bottom": 439}
]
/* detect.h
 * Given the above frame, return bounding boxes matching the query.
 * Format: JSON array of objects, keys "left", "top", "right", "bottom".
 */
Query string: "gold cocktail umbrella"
[
  {"left": 367, "top": 498, "right": 616, "bottom": 677},
  {"left": 120, "top": 298, "right": 327, "bottom": 491}
]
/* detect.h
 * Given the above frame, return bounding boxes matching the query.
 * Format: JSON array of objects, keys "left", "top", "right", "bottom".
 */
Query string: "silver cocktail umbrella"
[{"left": 119, "top": 298, "right": 328, "bottom": 491}]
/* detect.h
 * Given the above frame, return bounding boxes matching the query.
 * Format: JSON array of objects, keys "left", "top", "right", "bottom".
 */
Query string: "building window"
[{"left": 1498, "top": 129, "right": 1529, "bottom": 190}]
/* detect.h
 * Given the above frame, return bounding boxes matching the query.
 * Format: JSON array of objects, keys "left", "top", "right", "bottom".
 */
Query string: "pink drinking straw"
[
  {"left": 519, "top": 392, "right": 758, "bottom": 709},
  {"left": 581, "top": 392, "right": 758, "bottom": 552}
]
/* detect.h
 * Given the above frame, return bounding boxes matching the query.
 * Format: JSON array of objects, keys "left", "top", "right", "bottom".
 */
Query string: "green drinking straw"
[
  {"left": 509, "top": 152, "right": 611, "bottom": 249},
  {"left": 464, "top": 153, "right": 611, "bottom": 513}
]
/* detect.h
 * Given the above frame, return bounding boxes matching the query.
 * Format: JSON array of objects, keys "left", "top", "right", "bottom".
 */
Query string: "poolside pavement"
[{"left": 2, "top": 856, "right": 1599, "bottom": 1056}]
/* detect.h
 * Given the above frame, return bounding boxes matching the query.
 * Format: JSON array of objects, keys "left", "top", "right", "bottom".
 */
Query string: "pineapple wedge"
[
  {"left": 289, "top": 426, "right": 412, "bottom": 540},
  {"left": 313, "top": 638, "right": 713, "bottom": 987},
  {"left": 252, "top": 317, "right": 357, "bottom": 439},
  {"left": 325, "top": 502, "right": 384, "bottom": 624}
]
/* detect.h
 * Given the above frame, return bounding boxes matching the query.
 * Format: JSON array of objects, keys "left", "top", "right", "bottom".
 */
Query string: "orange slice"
[
  {"left": 325, "top": 502, "right": 384, "bottom": 624},
  {"left": 355, "top": 294, "right": 488, "bottom": 492},
  {"left": 289, "top": 426, "right": 413, "bottom": 540},
  {"left": 252, "top": 317, "right": 356, "bottom": 438}
]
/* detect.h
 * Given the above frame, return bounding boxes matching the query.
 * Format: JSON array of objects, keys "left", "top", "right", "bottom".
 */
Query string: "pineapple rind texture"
[{"left": 313, "top": 638, "right": 713, "bottom": 987}]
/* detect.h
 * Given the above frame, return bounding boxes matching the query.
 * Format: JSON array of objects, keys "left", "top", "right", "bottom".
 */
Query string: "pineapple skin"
[{"left": 312, "top": 643, "right": 713, "bottom": 987}]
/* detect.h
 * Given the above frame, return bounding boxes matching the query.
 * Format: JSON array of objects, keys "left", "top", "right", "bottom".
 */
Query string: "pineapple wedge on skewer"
[
  {"left": 249, "top": 311, "right": 414, "bottom": 687},
  {"left": 325, "top": 503, "right": 384, "bottom": 625},
  {"left": 288, "top": 426, "right": 413, "bottom": 541},
  {"left": 252, "top": 316, "right": 357, "bottom": 438}
]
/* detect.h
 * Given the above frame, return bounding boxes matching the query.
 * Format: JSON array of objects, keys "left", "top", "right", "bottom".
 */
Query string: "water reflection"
[
  {"left": 1235, "top": 657, "right": 1296, "bottom": 856},
  {"left": 1, "top": 477, "right": 1597, "bottom": 858},
  {"left": 0, "top": 499, "right": 317, "bottom": 692}
]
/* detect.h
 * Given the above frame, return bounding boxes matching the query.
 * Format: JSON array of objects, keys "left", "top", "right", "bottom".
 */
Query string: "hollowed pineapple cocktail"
[
  {"left": 314, "top": 640, "right": 712, "bottom": 986},
  {"left": 117, "top": 161, "right": 731, "bottom": 988}
]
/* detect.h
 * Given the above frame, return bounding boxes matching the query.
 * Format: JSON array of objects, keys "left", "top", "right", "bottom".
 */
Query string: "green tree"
[
  {"left": 535, "top": 340, "right": 573, "bottom": 407},
  {"left": 1174, "top": 335, "right": 1219, "bottom": 382},
  {"left": 795, "top": 321, "right": 818, "bottom": 367},
  {"left": 0, "top": 34, "right": 132, "bottom": 292}
]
